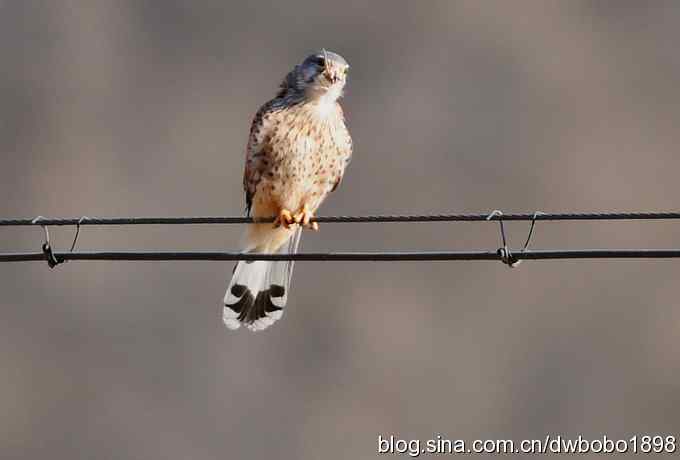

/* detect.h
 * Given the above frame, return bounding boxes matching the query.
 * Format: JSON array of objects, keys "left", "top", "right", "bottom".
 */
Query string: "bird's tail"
[{"left": 222, "top": 226, "right": 302, "bottom": 331}]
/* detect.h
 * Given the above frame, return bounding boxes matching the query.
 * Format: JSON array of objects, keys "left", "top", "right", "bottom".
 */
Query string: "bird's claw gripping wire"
[
  {"left": 293, "top": 206, "right": 320, "bottom": 231},
  {"left": 487, "top": 210, "right": 544, "bottom": 268},
  {"left": 273, "top": 209, "right": 295, "bottom": 229}
]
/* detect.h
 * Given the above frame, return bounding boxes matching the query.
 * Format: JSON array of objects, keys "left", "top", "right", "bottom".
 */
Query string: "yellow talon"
[
  {"left": 273, "top": 209, "right": 295, "bottom": 229},
  {"left": 293, "top": 206, "right": 319, "bottom": 231}
]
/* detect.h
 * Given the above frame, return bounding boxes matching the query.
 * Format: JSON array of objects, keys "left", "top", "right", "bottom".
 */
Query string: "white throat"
[{"left": 312, "top": 85, "right": 343, "bottom": 116}]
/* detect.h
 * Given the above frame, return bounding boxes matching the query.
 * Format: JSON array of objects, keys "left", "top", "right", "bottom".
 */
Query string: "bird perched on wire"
[{"left": 223, "top": 50, "right": 353, "bottom": 331}]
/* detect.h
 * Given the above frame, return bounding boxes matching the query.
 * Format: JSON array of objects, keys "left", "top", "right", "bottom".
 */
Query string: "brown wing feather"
[{"left": 243, "top": 100, "right": 281, "bottom": 214}]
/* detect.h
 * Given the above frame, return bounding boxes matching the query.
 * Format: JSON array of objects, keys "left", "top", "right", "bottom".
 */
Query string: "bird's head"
[{"left": 279, "top": 50, "right": 349, "bottom": 103}]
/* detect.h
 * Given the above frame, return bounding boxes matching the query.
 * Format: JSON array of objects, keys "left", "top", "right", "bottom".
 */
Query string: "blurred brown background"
[{"left": 2, "top": 1, "right": 680, "bottom": 459}]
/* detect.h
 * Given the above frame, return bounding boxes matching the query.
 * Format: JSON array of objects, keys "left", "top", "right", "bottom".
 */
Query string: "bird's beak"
[
  {"left": 321, "top": 48, "right": 333, "bottom": 82},
  {"left": 324, "top": 69, "right": 339, "bottom": 84}
]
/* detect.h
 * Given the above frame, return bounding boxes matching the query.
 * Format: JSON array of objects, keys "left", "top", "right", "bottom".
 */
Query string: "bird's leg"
[
  {"left": 273, "top": 209, "right": 295, "bottom": 229},
  {"left": 293, "top": 204, "right": 319, "bottom": 231}
]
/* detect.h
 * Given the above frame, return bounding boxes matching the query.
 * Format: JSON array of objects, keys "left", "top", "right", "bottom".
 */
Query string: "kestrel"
[{"left": 223, "top": 50, "right": 352, "bottom": 331}]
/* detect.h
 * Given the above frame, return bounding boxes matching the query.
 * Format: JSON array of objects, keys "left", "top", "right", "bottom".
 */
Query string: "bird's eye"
[{"left": 313, "top": 56, "right": 325, "bottom": 67}]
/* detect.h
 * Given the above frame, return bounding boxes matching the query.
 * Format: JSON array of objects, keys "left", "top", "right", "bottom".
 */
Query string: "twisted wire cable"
[{"left": 3, "top": 211, "right": 680, "bottom": 226}]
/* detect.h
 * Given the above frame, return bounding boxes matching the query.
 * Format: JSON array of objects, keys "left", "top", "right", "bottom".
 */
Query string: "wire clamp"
[
  {"left": 514, "top": 211, "right": 545, "bottom": 267},
  {"left": 487, "top": 210, "right": 544, "bottom": 268},
  {"left": 487, "top": 210, "right": 518, "bottom": 267},
  {"left": 69, "top": 216, "right": 89, "bottom": 252},
  {"left": 33, "top": 216, "right": 64, "bottom": 269}
]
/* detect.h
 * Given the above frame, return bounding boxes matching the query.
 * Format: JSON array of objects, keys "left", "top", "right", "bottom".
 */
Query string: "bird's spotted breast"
[{"left": 252, "top": 101, "right": 348, "bottom": 213}]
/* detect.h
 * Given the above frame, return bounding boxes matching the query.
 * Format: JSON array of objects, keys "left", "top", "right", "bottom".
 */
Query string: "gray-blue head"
[{"left": 279, "top": 50, "right": 350, "bottom": 102}]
